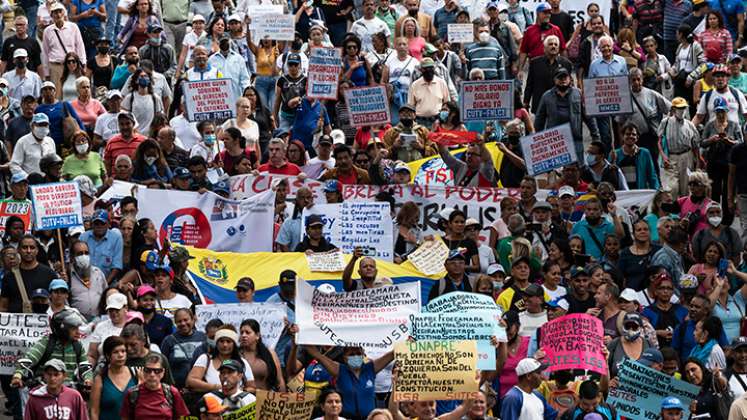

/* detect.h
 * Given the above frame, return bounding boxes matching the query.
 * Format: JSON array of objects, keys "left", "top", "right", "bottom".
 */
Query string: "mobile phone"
[
  {"left": 718, "top": 258, "right": 728, "bottom": 277},
  {"left": 526, "top": 222, "right": 542, "bottom": 232}
]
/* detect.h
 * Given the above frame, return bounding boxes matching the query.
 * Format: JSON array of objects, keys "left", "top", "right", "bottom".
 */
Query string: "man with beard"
[
  {"left": 524, "top": 35, "right": 571, "bottom": 113},
  {"left": 725, "top": 337, "right": 747, "bottom": 397},
  {"left": 111, "top": 46, "right": 140, "bottom": 90},
  {"left": 68, "top": 240, "right": 107, "bottom": 319},
  {"left": 407, "top": 58, "right": 449, "bottom": 128},
  {"left": 135, "top": 284, "right": 175, "bottom": 347}
]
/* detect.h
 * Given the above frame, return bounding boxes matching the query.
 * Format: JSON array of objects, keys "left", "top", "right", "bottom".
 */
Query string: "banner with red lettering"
[
  {"left": 519, "top": 123, "right": 578, "bottom": 176},
  {"left": 183, "top": 78, "right": 237, "bottom": 122},
  {"left": 307, "top": 47, "right": 342, "bottom": 100},
  {"left": 459, "top": 80, "right": 514, "bottom": 121},
  {"left": 583, "top": 76, "right": 633, "bottom": 116},
  {"left": 540, "top": 313, "right": 608, "bottom": 375},
  {"left": 0, "top": 199, "right": 32, "bottom": 234},
  {"left": 229, "top": 173, "right": 325, "bottom": 202}
]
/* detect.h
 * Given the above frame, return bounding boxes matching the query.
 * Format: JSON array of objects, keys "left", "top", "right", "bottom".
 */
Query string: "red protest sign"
[
  {"left": 540, "top": 313, "right": 608, "bottom": 375},
  {"left": 428, "top": 131, "right": 479, "bottom": 146}
]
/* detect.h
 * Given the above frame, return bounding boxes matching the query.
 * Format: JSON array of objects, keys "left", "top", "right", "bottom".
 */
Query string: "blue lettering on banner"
[
  {"left": 41, "top": 215, "right": 80, "bottom": 229},
  {"left": 599, "top": 104, "right": 620, "bottom": 112},
  {"left": 532, "top": 154, "right": 572, "bottom": 174},
  {"left": 465, "top": 109, "right": 510, "bottom": 119}
]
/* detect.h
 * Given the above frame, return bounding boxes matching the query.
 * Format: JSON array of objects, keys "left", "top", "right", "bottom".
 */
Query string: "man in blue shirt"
[
  {"left": 671, "top": 293, "right": 729, "bottom": 364},
  {"left": 79, "top": 209, "right": 123, "bottom": 284},
  {"left": 588, "top": 35, "right": 628, "bottom": 151},
  {"left": 501, "top": 358, "right": 558, "bottom": 419},
  {"left": 292, "top": 97, "right": 331, "bottom": 157},
  {"left": 570, "top": 197, "right": 616, "bottom": 259}
]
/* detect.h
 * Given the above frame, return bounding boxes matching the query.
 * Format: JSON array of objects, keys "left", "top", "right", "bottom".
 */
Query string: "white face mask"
[
  {"left": 33, "top": 126, "right": 49, "bottom": 139},
  {"left": 673, "top": 108, "right": 685, "bottom": 119},
  {"left": 498, "top": 13, "right": 508, "bottom": 23},
  {"left": 708, "top": 216, "right": 722, "bottom": 227},
  {"left": 144, "top": 156, "right": 158, "bottom": 166},
  {"left": 75, "top": 254, "right": 90, "bottom": 270},
  {"left": 478, "top": 32, "right": 490, "bottom": 43},
  {"left": 75, "top": 143, "right": 89, "bottom": 154}
]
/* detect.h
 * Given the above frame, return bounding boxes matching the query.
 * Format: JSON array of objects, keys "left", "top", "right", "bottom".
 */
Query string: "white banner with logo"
[{"left": 195, "top": 303, "right": 287, "bottom": 349}]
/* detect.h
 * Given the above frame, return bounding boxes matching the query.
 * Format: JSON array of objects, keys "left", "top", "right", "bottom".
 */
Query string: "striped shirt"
[
  {"left": 663, "top": 0, "right": 692, "bottom": 41},
  {"left": 13, "top": 335, "right": 93, "bottom": 383},
  {"left": 464, "top": 39, "right": 506, "bottom": 80}
]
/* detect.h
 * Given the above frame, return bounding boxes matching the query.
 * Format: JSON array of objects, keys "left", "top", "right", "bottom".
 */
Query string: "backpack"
[
  {"left": 703, "top": 87, "right": 745, "bottom": 124},
  {"left": 128, "top": 383, "right": 176, "bottom": 419},
  {"left": 34, "top": 335, "right": 84, "bottom": 378}
]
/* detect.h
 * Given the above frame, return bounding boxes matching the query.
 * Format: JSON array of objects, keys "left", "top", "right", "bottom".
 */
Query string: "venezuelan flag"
[
  {"left": 185, "top": 247, "right": 444, "bottom": 304},
  {"left": 407, "top": 142, "right": 505, "bottom": 186}
]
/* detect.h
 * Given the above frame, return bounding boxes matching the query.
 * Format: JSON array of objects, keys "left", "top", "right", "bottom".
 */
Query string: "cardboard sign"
[
  {"left": 195, "top": 302, "right": 286, "bottom": 349},
  {"left": 393, "top": 340, "right": 479, "bottom": 402},
  {"left": 253, "top": 14, "right": 295, "bottom": 41},
  {"left": 343, "top": 86, "right": 390, "bottom": 127},
  {"left": 447, "top": 23, "right": 474, "bottom": 43},
  {"left": 539, "top": 313, "right": 608, "bottom": 375},
  {"left": 307, "top": 47, "right": 342, "bottom": 100},
  {"left": 255, "top": 391, "right": 316, "bottom": 420},
  {"left": 608, "top": 359, "right": 700, "bottom": 420},
  {"left": 30, "top": 182, "right": 83, "bottom": 230},
  {"left": 296, "top": 280, "right": 421, "bottom": 352},
  {"left": 0, "top": 313, "right": 50, "bottom": 374},
  {"left": 407, "top": 240, "right": 449, "bottom": 276},
  {"left": 183, "top": 79, "right": 237, "bottom": 122},
  {"left": 519, "top": 123, "right": 578, "bottom": 176},
  {"left": 0, "top": 199, "right": 32, "bottom": 234},
  {"left": 305, "top": 249, "right": 345, "bottom": 272},
  {"left": 460, "top": 80, "right": 514, "bottom": 121},
  {"left": 583, "top": 76, "right": 633, "bottom": 116},
  {"left": 221, "top": 402, "right": 256, "bottom": 420}
]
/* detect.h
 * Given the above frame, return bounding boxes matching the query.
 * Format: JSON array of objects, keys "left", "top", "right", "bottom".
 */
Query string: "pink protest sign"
[{"left": 539, "top": 313, "right": 607, "bottom": 375}]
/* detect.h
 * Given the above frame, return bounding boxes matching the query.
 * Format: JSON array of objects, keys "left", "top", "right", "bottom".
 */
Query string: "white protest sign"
[
  {"left": 195, "top": 303, "right": 287, "bottom": 349},
  {"left": 343, "top": 86, "right": 390, "bottom": 127},
  {"left": 0, "top": 313, "right": 49, "bottom": 374},
  {"left": 301, "top": 202, "right": 394, "bottom": 261},
  {"left": 137, "top": 189, "right": 276, "bottom": 252},
  {"left": 306, "top": 250, "right": 345, "bottom": 272},
  {"left": 407, "top": 240, "right": 449, "bottom": 276},
  {"left": 248, "top": 4, "right": 284, "bottom": 28},
  {"left": 583, "top": 76, "right": 633, "bottom": 116},
  {"left": 253, "top": 14, "right": 295, "bottom": 41},
  {"left": 183, "top": 79, "right": 237, "bottom": 122},
  {"left": 425, "top": 291, "right": 504, "bottom": 314},
  {"left": 307, "top": 47, "right": 342, "bottom": 100},
  {"left": 296, "top": 280, "right": 421, "bottom": 351},
  {"left": 520, "top": 123, "right": 578, "bottom": 176},
  {"left": 229, "top": 173, "right": 326, "bottom": 202},
  {"left": 447, "top": 24, "right": 474, "bottom": 43},
  {"left": 460, "top": 80, "right": 514, "bottom": 121},
  {"left": 30, "top": 182, "right": 83, "bottom": 230},
  {"left": 500, "top": 0, "right": 612, "bottom": 30},
  {"left": 99, "top": 180, "right": 137, "bottom": 218}
]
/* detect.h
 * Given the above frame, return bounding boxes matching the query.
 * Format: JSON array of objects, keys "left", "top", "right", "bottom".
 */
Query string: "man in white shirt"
[
  {"left": 94, "top": 90, "right": 127, "bottom": 146},
  {"left": 170, "top": 101, "right": 201, "bottom": 150},
  {"left": 694, "top": 64, "right": 747, "bottom": 125},
  {"left": 10, "top": 112, "right": 56, "bottom": 175},
  {"left": 305, "top": 134, "right": 336, "bottom": 178},
  {"left": 501, "top": 358, "right": 557, "bottom": 419},
  {"left": 2, "top": 49, "right": 42, "bottom": 102},
  {"left": 351, "top": 0, "right": 392, "bottom": 53},
  {"left": 186, "top": 46, "right": 223, "bottom": 81}
]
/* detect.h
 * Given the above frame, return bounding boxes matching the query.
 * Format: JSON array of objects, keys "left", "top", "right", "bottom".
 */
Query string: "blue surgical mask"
[
  {"left": 347, "top": 355, "right": 364, "bottom": 369},
  {"left": 585, "top": 153, "right": 599, "bottom": 166},
  {"left": 148, "top": 37, "right": 162, "bottom": 46},
  {"left": 439, "top": 110, "right": 449, "bottom": 122},
  {"left": 204, "top": 134, "right": 216, "bottom": 145},
  {"left": 206, "top": 338, "right": 216, "bottom": 349},
  {"left": 137, "top": 77, "right": 150, "bottom": 87}
]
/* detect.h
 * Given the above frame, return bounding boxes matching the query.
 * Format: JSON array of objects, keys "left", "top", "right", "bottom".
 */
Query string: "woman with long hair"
[
  {"left": 216, "top": 127, "right": 257, "bottom": 176},
  {"left": 432, "top": 101, "right": 465, "bottom": 132},
  {"left": 547, "top": 239, "right": 573, "bottom": 276},
  {"left": 689, "top": 240, "right": 726, "bottom": 294},
  {"left": 541, "top": 260, "right": 566, "bottom": 300},
  {"left": 131, "top": 138, "right": 172, "bottom": 185},
  {"left": 187, "top": 325, "right": 255, "bottom": 392},
  {"left": 401, "top": 17, "right": 425, "bottom": 61},
  {"left": 89, "top": 336, "right": 135, "bottom": 420},
  {"left": 442, "top": 210, "right": 481, "bottom": 273},
  {"left": 690, "top": 316, "right": 726, "bottom": 368},
  {"left": 314, "top": 388, "right": 345, "bottom": 420},
  {"left": 669, "top": 24, "right": 705, "bottom": 107},
  {"left": 367, "top": 32, "right": 394, "bottom": 84},
  {"left": 60, "top": 52, "right": 86, "bottom": 101},
  {"left": 685, "top": 357, "right": 728, "bottom": 420},
  {"left": 121, "top": 68, "right": 164, "bottom": 131},
  {"left": 243, "top": 86, "right": 275, "bottom": 157},
  {"left": 641, "top": 36, "right": 672, "bottom": 95},
  {"left": 86, "top": 37, "right": 114, "bottom": 95},
  {"left": 697, "top": 11, "right": 733, "bottom": 63},
  {"left": 200, "top": 16, "right": 228, "bottom": 54},
  {"left": 239, "top": 319, "right": 285, "bottom": 391},
  {"left": 117, "top": 0, "right": 160, "bottom": 51},
  {"left": 246, "top": 31, "right": 279, "bottom": 112},
  {"left": 221, "top": 97, "right": 260, "bottom": 156},
  {"left": 618, "top": 218, "right": 661, "bottom": 290},
  {"left": 708, "top": 268, "right": 744, "bottom": 342},
  {"left": 130, "top": 218, "right": 158, "bottom": 270},
  {"left": 614, "top": 27, "right": 643, "bottom": 69},
  {"left": 286, "top": 140, "right": 307, "bottom": 168}
]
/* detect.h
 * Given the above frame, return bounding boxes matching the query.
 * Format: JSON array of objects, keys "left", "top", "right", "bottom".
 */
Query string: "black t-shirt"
[
  {"left": 550, "top": 12, "right": 573, "bottom": 44},
  {"left": 1, "top": 36, "right": 42, "bottom": 71},
  {"left": 6, "top": 115, "right": 31, "bottom": 147},
  {"left": 86, "top": 57, "right": 115, "bottom": 89},
  {"left": 316, "top": 0, "right": 353, "bottom": 25},
  {"left": 499, "top": 145, "right": 526, "bottom": 188},
  {"left": 1, "top": 263, "right": 58, "bottom": 312},
  {"left": 566, "top": 293, "right": 595, "bottom": 314},
  {"left": 276, "top": 75, "right": 308, "bottom": 114},
  {"left": 730, "top": 143, "right": 747, "bottom": 194}
]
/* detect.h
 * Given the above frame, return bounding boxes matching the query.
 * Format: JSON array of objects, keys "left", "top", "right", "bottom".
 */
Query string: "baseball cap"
[
  {"left": 619, "top": 288, "right": 639, "bottom": 303},
  {"left": 48, "top": 279, "right": 69, "bottom": 292},
  {"left": 173, "top": 167, "right": 191, "bottom": 179},
  {"left": 105, "top": 293, "right": 128, "bottom": 310},
  {"left": 147, "top": 23, "right": 163, "bottom": 33},
  {"left": 420, "top": 57, "right": 435, "bottom": 68},
  {"left": 44, "top": 359, "right": 66, "bottom": 372},
  {"left": 125, "top": 310, "right": 144, "bottom": 325},
  {"left": 319, "top": 134, "right": 333, "bottom": 145},
  {"left": 273, "top": 128, "right": 289, "bottom": 138},
  {"left": 639, "top": 348, "right": 663, "bottom": 367},
  {"left": 511, "top": 255, "right": 531, "bottom": 268},
  {"left": 106, "top": 89, "right": 123, "bottom": 100},
  {"left": 68, "top": 226, "right": 85, "bottom": 236},
  {"left": 661, "top": 396, "right": 685, "bottom": 410},
  {"left": 497, "top": 2, "right": 509, "bottom": 12},
  {"left": 10, "top": 172, "right": 28, "bottom": 184},
  {"left": 287, "top": 53, "right": 302, "bottom": 64},
  {"left": 502, "top": 309, "right": 519, "bottom": 326},
  {"left": 713, "top": 64, "right": 730, "bottom": 75},
  {"left": 323, "top": 180, "right": 341, "bottom": 193},
  {"left": 486, "top": 1, "right": 498, "bottom": 8},
  {"left": 547, "top": 297, "right": 569, "bottom": 311},
  {"left": 714, "top": 97, "right": 729, "bottom": 112},
  {"left": 524, "top": 283, "right": 544, "bottom": 298},
  {"left": 168, "top": 246, "right": 194, "bottom": 262},
  {"left": 446, "top": 248, "right": 467, "bottom": 261},
  {"left": 136, "top": 284, "right": 157, "bottom": 298},
  {"left": 32, "top": 113, "right": 50, "bottom": 125},
  {"left": 227, "top": 13, "right": 241, "bottom": 22},
  {"left": 732, "top": 336, "right": 747, "bottom": 350},
  {"left": 317, "top": 283, "right": 336, "bottom": 294},
  {"left": 465, "top": 218, "right": 482, "bottom": 229},
  {"left": 118, "top": 111, "right": 136, "bottom": 123},
  {"left": 671, "top": 97, "right": 688, "bottom": 108},
  {"left": 330, "top": 129, "right": 346, "bottom": 144},
  {"left": 192, "top": 14, "right": 206, "bottom": 23},
  {"left": 398, "top": 104, "right": 416, "bottom": 113},
  {"left": 486, "top": 263, "right": 505, "bottom": 276},
  {"left": 13, "top": 49, "right": 27, "bottom": 59},
  {"left": 730, "top": 54, "right": 742, "bottom": 63},
  {"left": 554, "top": 67, "right": 570, "bottom": 79},
  {"left": 515, "top": 358, "right": 547, "bottom": 376},
  {"left": 570, "top": 265, "right": 589, "bottom": 278},
  {"left": 306, "top": 214, "right": 324, "bottom": 227},
  {"left": 623, "top": 312, "right": 643, "bottom": 327},
  {"left": 279, "top": 269, "right": 297, "bottom": 284},
  {"left": 558, "top": 185, "right": 575, "bottom": 198},
  {"left": 218, "top": 32, "right": 231, "bottom": 42},
  {"left": 536, "top": 2, "right": 551, "bottom": 13},
  {"left": 92, "top": 209, "right": 109, "bottom": 224},
  {"left": 49, "top": 2, "right": 65, "bottom": 12},
  {"left": 41, "top": 81, "right": 56, "bottom": 90},
  {"left": 393, "top": 161, "right": 411, "bottom": 174},
  {"left": 236, "top": 278, "right": 255, "bottom": 290},
  {"left": 532, "top": 201, "right": 552, "bottom": 212},
  {"left": 219, "top": 358, "right": 244, "bottom": 372},
  {"left": 31, "top": 288, "right": 49, "bottom": 299},
  {"left": 213, "top": 180, "right": 230, "bottom": 194}
]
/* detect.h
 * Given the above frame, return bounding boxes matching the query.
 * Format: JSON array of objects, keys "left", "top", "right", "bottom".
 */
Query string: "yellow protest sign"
[
  {"left": 393, "top": 340, "right": 480, "bottom": 402},
  {"left": 256, "top": 390, "right": 317, "bottom": 419},
  {"left": 221, "top": 402, "right": 256, "bottom": 420}
]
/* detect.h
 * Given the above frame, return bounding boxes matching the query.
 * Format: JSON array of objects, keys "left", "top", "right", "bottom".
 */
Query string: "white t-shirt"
[
  {"left": 182, "top": 30, "right": 207, "bottom": 69},
  {"left": 94, "top": 112, "right": 122, "bottom": 142},
  {"left": 156, "top": 293, "right": 193, "bottom": 318},
  {"left": 190, "top": 141, "right": 224, "bottom": 163},
  {"left": 171, "top": 115, "right": 202, "bottom": 151},
  {"left": 543, "top": 285, "right": 567, "bottom": 301},
  {"left": 519, "top": 311, "right": 548, "bottom": 337},
  {"left": 350, "top": 17, "right": 391, "bottom": 53},
  {"left": 385, "top": 55, "right": 418, "bottom": 87},
  {"left": 729, "top": 372, "right": 747, "bottom": 398},
  {"left": 636, "top": 289, "right": 680, "bottom": 309},
  {"left": 89, "top": 319, "right": 123, "bottom": 359},
  {"left": 194, "top": 354, "right": 255, "bottom": 387},
  {"left": 306, "top": 156, "right": 335, "bottom": 179},
  {"left": 518, "top": 388, "right": 546, "bottom": 420},
  {"left": 696, "top": 87, "right": 747, "bottom": 124},
  {"left": 122, "top": 92, "right": 164, "bottom": 133}
]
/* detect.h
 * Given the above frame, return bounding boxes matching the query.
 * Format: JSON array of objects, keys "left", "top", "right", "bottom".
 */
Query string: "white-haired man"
[{"left": 524, "top": 34, "right": 572, "bottom": 113}]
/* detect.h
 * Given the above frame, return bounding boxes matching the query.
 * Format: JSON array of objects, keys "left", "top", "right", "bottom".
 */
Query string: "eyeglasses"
[
  {"left": 144, "top": 367, "right": 164, "bottom": 374},
  {"left": 624, "top": 323, "right": 640, "bottom": 331}
]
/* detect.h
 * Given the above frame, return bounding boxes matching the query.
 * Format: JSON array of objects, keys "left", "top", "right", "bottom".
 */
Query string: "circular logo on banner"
[{"left": 160, "top": 208, "right": 212, "bottom": 248}]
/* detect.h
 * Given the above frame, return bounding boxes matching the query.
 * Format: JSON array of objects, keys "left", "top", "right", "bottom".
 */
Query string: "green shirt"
[
  {"left": 61, "top": 153, "right": 106, "bottom": 187},
  {"left": 729, "top": 72, "right": 747, "bottom": 95},
  {"left": 161, "top": 0, "right": 190, "bottom": 23}
]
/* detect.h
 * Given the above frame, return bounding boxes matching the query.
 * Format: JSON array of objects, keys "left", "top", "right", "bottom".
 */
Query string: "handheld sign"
[
  {"left": 0, "top": 199, "right": 32, "bottom": 235},
  {"left": 460, "top": 80, "right": 513, "bottom": 122},
  {"left": 252, "top": 14, "right": 295, "bottom": 41},
  {"left": 183, "top": 79, "right": 237, "bottom": 122},
  {"left": 343, "top": 85, "right": 390, "bottom": 127},
  {"left": 407, "top": 239, "right": 449, "bottom": 276},
  {"left": 195, "top": 303, "right": 287, "bottom": 349},
  {"left": 539, "top": 313, "right": 608, "bottom": 375},
  {"left": 583, "top": 76, "right": 633, "bottom": 116},
  {"left": 447, "top": 24, "right": 474, "bottom": 43},
  {"left": 305, "top": 250, "right": 345, "bottom": 272},
  {"left": 255, "top": 391, "right": 316, "bottom": 420},
  {"left": 30, "top": 182, "right": 83, "bottom": 230},
  {"left": 307, "top": 47, "right": 342, "bottom": 100},
  {"left": 519, "top": 123, "right": 577, "bottom": 176},
  {"left": 0, "top": 313, "right": 49, "bottom": 374}
]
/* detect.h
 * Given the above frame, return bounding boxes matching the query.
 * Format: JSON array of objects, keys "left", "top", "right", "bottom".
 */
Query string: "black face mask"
[
  {"left": 400, "top": 118, "right": 414, "bottom": 128},
  {"left": 292, "top": 40, "right": 303, "bottom": 50},
  {"left": 556, "top": 83, "right": 570, "bottom": 92},
  {"left": 97, "top": 46, "right": 109, "bottom": 54},
  {"left": 220, "top": 40, "right": 230, "bottom": 51},
  {"left": 540, "top": 22, "right": 550, "bottom": 30},
  {"left": 14, "top": 60, "right": 25, "bottom": 69},
  {"left": 422, "top": 69, "right": 435, "bottom": 81},
  {"left": 408, "top": 8, "right": 418, "bottom": 16},
  {"left": 126, "top": 57, "right": 139, "bottom": 65},
  {"left": 32, "top": 303, "right": 49, "bottom": 314},
  {"left": 139, "top": 307, "right": 155, "bottom": 315}
]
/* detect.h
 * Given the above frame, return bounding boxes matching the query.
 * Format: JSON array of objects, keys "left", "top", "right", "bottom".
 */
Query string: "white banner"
[
  {"left": 520, "top": 123, "right": 578, "bottom": 176},
  {"left": 137, "top": 189, "right": 276, "bottom": 252},
  {"left": 253, "top": 14, "right": 295, "bottom": 41},
  {"left": 307, "top": 47, "right": 342, "bottom": 100},
  {"left": 30, "top": 182, "right": 83, "bottom": 230},
  {"left": 99, "top": 180, "right": 138, "bottom": 218},
  {"left": 583, "top": 76, "right": 633, "bottom": 116},
  {"left": 183, "top": 79, "right": 237, "bottom": 122},
  {"left": 229, "top": 173, "right": 326, "bottom": 202},
  {"left": 407, "top": 240, "right": 449, "bottom": 276},
  {"left": 0, "top": 313, "right": 50, "bottom": 374},
  {"left": 343, "top": 86, "right": 391, "bottom": 127},
  {"left": 447, "top": 24, "right": 474, "bottom": 43},
  {"left": 195, "top": 303, "right": 286, "bottom": 349},
  {"left": 296, "top": 280, "right": 421, "bottom": 351},
  {"left": 460, "top": 80, "right": 514, "bottom": 122},
  {"left": 301, "top": 202, "right": 394, "bottom": 261}
]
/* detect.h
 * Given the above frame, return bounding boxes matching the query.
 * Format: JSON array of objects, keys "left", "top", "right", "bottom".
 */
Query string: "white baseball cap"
[
  {"left": 105, "top": 293, "right": 128, "bottom": 310},
  {"left": 619, "top": 288, "right": 639, "bottom": 303},
  {"left": 558, "top": 185, "right": 575, "bottom": 198},
  {"left": 515, "top": 358, "right": 547, "bottom": 376}
]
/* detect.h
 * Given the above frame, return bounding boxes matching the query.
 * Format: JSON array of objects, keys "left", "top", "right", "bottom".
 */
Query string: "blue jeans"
[
  {"left": 278, "top": 111, "right": 295, "bottom": 132},
  {"left": 24, "top": 5, "right": 38, "bottom": 38},
  {"left": 254, "top": 75, "right": 277, "bottom": 114},
  {"left": 105, "top": 0, "right": 119, "bottom": 43}
]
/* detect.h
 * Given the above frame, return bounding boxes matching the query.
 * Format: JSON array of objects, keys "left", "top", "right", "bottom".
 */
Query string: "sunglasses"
[{"left": 144, "top": 367, "right": 164, "bottom": 374}]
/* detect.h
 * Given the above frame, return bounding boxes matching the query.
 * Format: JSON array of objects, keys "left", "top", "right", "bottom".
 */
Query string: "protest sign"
[
  {"left": 296, "top": 280, "right": 421, "bottom": 351},
  {"left": 608, "top": 359, "right": 700, "bottom": 419},
  {"left": 482, "top": 0, "right": 612, "bottom": 29},
  {"left": 255, "top": 391, "right": 316, "bottom": 420},
  {"left": 253, "top": 14, "right": 295, "bottom": 41},
  {"left": 343, "top": 86, "right": 390, "bottom": 127},
  {"left": 138, "top": 188, "right": 276, "bottom": 252},
  {"left": 583, "top": 76, "right": 633, "bottom": 116},
  {"left": 407, "top": 240, "right": 449, "bottom": 275},
  {"left": 520, "top": 123, "right": 578, "bottom": 176},
  {"left": 247, "top": 4, "right": 283, "bottom": 17},
  {"left": 540, "top": 313, "right": 607, "bottom": 375},
  {"left": 447, "top": 23, "right": 474, "bottom": 43},
  {"left": 229, "top": 173, "right": 325, "bottom": 202},
  {"left": 0, "top": 313, "right": 50, "bottom": 374},
  {"left": 183, "top": 79, "right": 236, "bottom": 122},
  {"left": 428, "top": 131, "right": 479, "bottom": 146},
  {"left": 409, "top": 312, "right": 502, "bottom": 370},
  {"left": 195, "top": 302, "right": 286, "bottom": 349},
  {"left": 393, "top": 340, "right": 479, "bottom": 402},
  {"left": 306, "top": 250, "right": 345, "bottom": 272},
  {"left": 301, "top": 202, "right": 394, "bottom": 261},
  {"left": 221, "top": 402, "right": 256, "bottom": 420},
  {"left": 307, "top": 47, "right": 342, "bottom": 100},
  {"left": 99, "top": 180, "right": 137, "bottom": 218},
  {"left": 460, "top": 80, "right": 514, "bottom": 122},
  {"left": 425, "top": 291, "right": 503, "bottom": 314},
  {"left": 0, "top": 199, "right": 32, "bottom": 235},
  {"left": 30, "top": 182, "right": 83, "bottom": 230}
]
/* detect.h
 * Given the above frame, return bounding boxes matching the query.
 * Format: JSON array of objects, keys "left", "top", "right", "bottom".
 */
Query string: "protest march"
[{"left": 4, "top": 0, "right": 747, "bottom": 417}]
